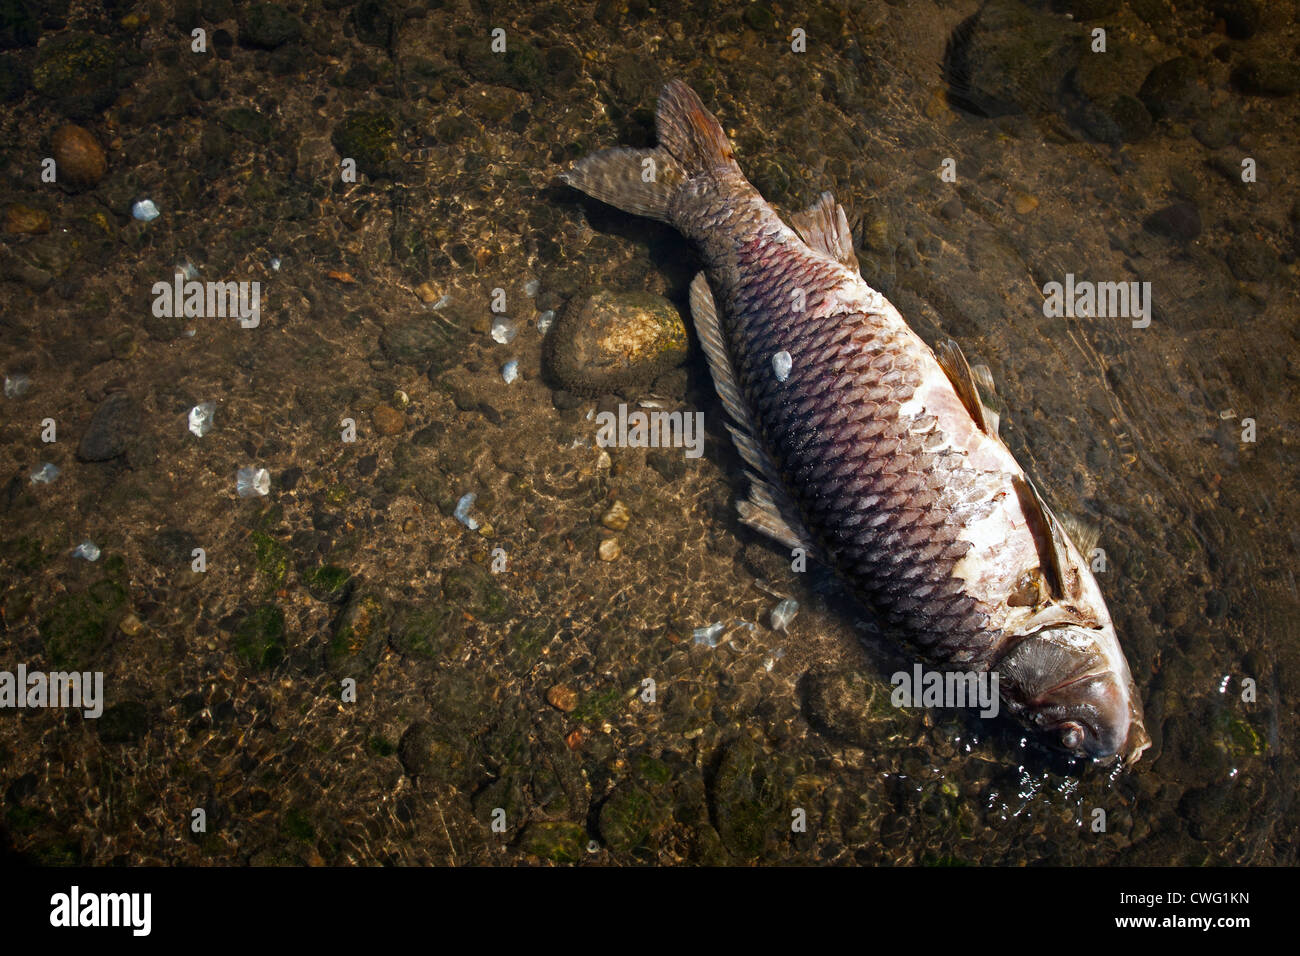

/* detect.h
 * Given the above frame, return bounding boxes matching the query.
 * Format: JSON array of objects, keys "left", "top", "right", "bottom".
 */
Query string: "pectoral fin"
[
  {"left": 1013, "top": 476, "right": 1081, "bottom": 601},
  {"left": 1058, "top": 511, "right": 1101, "bottom": 561},
  {"left": 689, "top": 272, "right": 818, "bottom": 557}
]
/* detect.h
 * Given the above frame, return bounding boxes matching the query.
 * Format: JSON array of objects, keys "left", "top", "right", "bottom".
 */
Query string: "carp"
[{"left": 561, "top": 81, "right": 1150, "bottom": 765}]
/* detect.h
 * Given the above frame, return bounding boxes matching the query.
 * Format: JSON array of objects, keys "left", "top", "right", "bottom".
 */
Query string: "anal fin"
[
  {"left": 737, "top": 495, "right": 810, "bottom": 554},
  {"left": 689, "top": 272, "right": 818, "bottom": 558}
]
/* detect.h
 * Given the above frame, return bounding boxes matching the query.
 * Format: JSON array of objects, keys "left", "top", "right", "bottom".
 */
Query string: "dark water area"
[{"left": 0, "top": 0, "right": 1296, "bottom": 868}]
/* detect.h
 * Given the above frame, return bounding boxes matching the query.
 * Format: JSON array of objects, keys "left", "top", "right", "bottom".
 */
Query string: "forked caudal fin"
[{"left": 559, "top": 80, "right": 739, "bottom": 223}]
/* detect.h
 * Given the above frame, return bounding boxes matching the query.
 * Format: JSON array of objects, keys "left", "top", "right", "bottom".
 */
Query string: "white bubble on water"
[
  {"left": 491, "top": 316, "right": 517, "bottom": 344},
  {"left": 236, "top": 467, "right": 270, "bottom": 498},
  {"left": 454, "top": 492, "right": 479, "bottom": 530},
  {"left": 772, "top": 350, "right": 792, "bottom": 383},
  {"left": 189, "top": 402, "right": 216, "bottom": 437}
]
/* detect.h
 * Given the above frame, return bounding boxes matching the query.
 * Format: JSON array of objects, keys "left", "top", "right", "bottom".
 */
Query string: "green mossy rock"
[
  {"left": 232, "top": 604, "right": 286, "bottom": 670},
  {"left": 519, "top": 821, "right": 587, "bottom": 863},
  {"left": 331, "top": 109, "right": 399, "bottom": 180},
  {"left": 326, "top": 589, "right": 390, "bottom": 677}
]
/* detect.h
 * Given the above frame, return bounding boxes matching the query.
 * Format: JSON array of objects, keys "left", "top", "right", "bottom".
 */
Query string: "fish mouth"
[{"left": 996, "top": 626, "right": 1141, "bottom": 763}]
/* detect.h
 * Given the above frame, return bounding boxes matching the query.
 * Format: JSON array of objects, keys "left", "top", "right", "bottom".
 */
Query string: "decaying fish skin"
[{"left": 561, "top": 80, "right": 1150, "bottom": 766}]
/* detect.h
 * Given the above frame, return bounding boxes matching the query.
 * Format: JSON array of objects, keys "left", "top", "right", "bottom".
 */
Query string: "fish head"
[
  {"left": 998, "top": 619, "right": 1151, "bottom": 765},
  {"left": 996, "top": 499, "right": 1151, "bottom": 766}
]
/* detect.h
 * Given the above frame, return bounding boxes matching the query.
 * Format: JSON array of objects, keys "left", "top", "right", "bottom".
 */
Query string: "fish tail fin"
[
  {"left": 560, "top": 146, "right": 685, "bottom": 222},
  {"left": 560, "top": 80, "right": 736, "bottom": 223},
  {"left": 654, "top": 79, "right": 737, "bottom": 176}
]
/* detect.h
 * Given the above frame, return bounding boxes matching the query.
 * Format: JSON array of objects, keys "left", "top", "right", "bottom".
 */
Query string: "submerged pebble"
[
  {"left": 502, "top": 359, "right": 519, "bottom": 384},
  {"left": 524, "top": 279, "right": 540, "bottom": 297},
  {"left": 4, "top": 204, "right": 50, "bottom": 235},
  {"left": 188, "top": 401, "right": 216, "bottom": 437},
  {"left": 131, "top": 199, "right": 160, "bottom": 222},
  {"left": 77, "top": 393, "right": 139, "bottom": 462},
  {"left": 51, "top": 124, "right": 107, "bottom": 189},
  {"left": 598, "top": 538, "right": 621, "bottom": 561},
  {"left": 236, "top": 466, "right": 270, "bottom": 498},
  {"left": 601, "top": 500, "right": 631, "bottom": 531},
  {"left": 536, "top": 310, "right": 555, "bottom": 335},
  {"left": 371, "top": 403, "right": 405, "bottom": 435},
  {"left": 546, "top": 683, "right": 578, "bottom": 711},
  {"left": 544, "top": 289, "right": 688, "bottom": 395}
]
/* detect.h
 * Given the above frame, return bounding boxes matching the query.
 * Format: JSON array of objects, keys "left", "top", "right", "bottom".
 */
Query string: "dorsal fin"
[
  {"left": 1013, "top": 476, "right": 1080, "bottom": 601},
  {"left": 789, "top": 192, "right": 859, "bottom": 271},
  {"left": 935, "top": 339, "right": 996, "bottom": 437},
  {"left": 689, "top": 272, "right": 818, "bottom": 557}
]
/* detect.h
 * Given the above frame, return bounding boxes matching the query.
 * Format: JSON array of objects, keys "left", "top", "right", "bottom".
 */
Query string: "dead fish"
[{"left": 561, "top": 81, "right": 1150, "bottom": 766}]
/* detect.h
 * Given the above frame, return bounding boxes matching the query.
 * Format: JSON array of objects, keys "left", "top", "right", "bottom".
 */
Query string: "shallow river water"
[{"left": 0, "top": 0, "right": 1296, "bottom": 865}]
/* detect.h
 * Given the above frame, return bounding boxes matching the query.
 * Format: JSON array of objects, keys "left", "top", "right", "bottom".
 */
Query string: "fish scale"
[
  {"left": 722, "top": 259, "right": 995, "bottom": 650},
  {"left": 562, "top": 79, "right": 1150, "bottom": 765}
]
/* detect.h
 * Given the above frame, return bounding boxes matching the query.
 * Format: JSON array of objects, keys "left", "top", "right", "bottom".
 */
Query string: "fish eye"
[{"left": 1059, "top": 722, "right": 1085, "bottom": 751}]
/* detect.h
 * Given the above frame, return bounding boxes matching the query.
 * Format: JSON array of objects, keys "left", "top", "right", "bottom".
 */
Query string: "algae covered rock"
[
  {"left": 440, "top": 564, "right": 510, "bottom": 624},
  {"left": 387, "top": 603, "right": 466, "bottom": 661},
  {"left": 303, "top": 564, "right": 353, "bottom": 604},
  {"left": 97, "top": 700, "right": 150, "bottom": 744},
  {"left": 76, "top": 392, "right": 140, "bottom": 462},
  {"left": 518, "top": 821, "right": 587, "bottom": 863},
  {"left": 803, "top": 665, "right": 887, "bottom": 748},
  {"left": 39, "top": 577, "right": 128, "bottom": 669},
  {"left": 232, "top": 604, "right": 286, "bottom": 671},
  {"left": 710, "top": 737, "right": 788, "bottom": 860},
  {"left": 473, "top": 775, "right": 526, "bottom": 835},
  {"left": 331, "top": 109, "right": 399, "bottom": 180},
  {"left": 326, "top": 588, "right": 390, "bottom": 677},
  {"left": 1137, "top": 57, "right": 1207, "bottom": 121},
  {"left": 238, "top": 4, "right": 302, "bottom": 50},
  {"left": 397, "top": 719, "right": 484, "bottom": 788},
  {"left": 544, "top": 289, "right": 687, "bottom": 395},
  {"left": 598, "top": 783, "right": 670, "bottom": 853},
  {"left": 33, "top": 32, "right": 121, "bottom": 118},
  {"left": 1232, "top": 60, "right": 1300, "bottom": 98}
]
